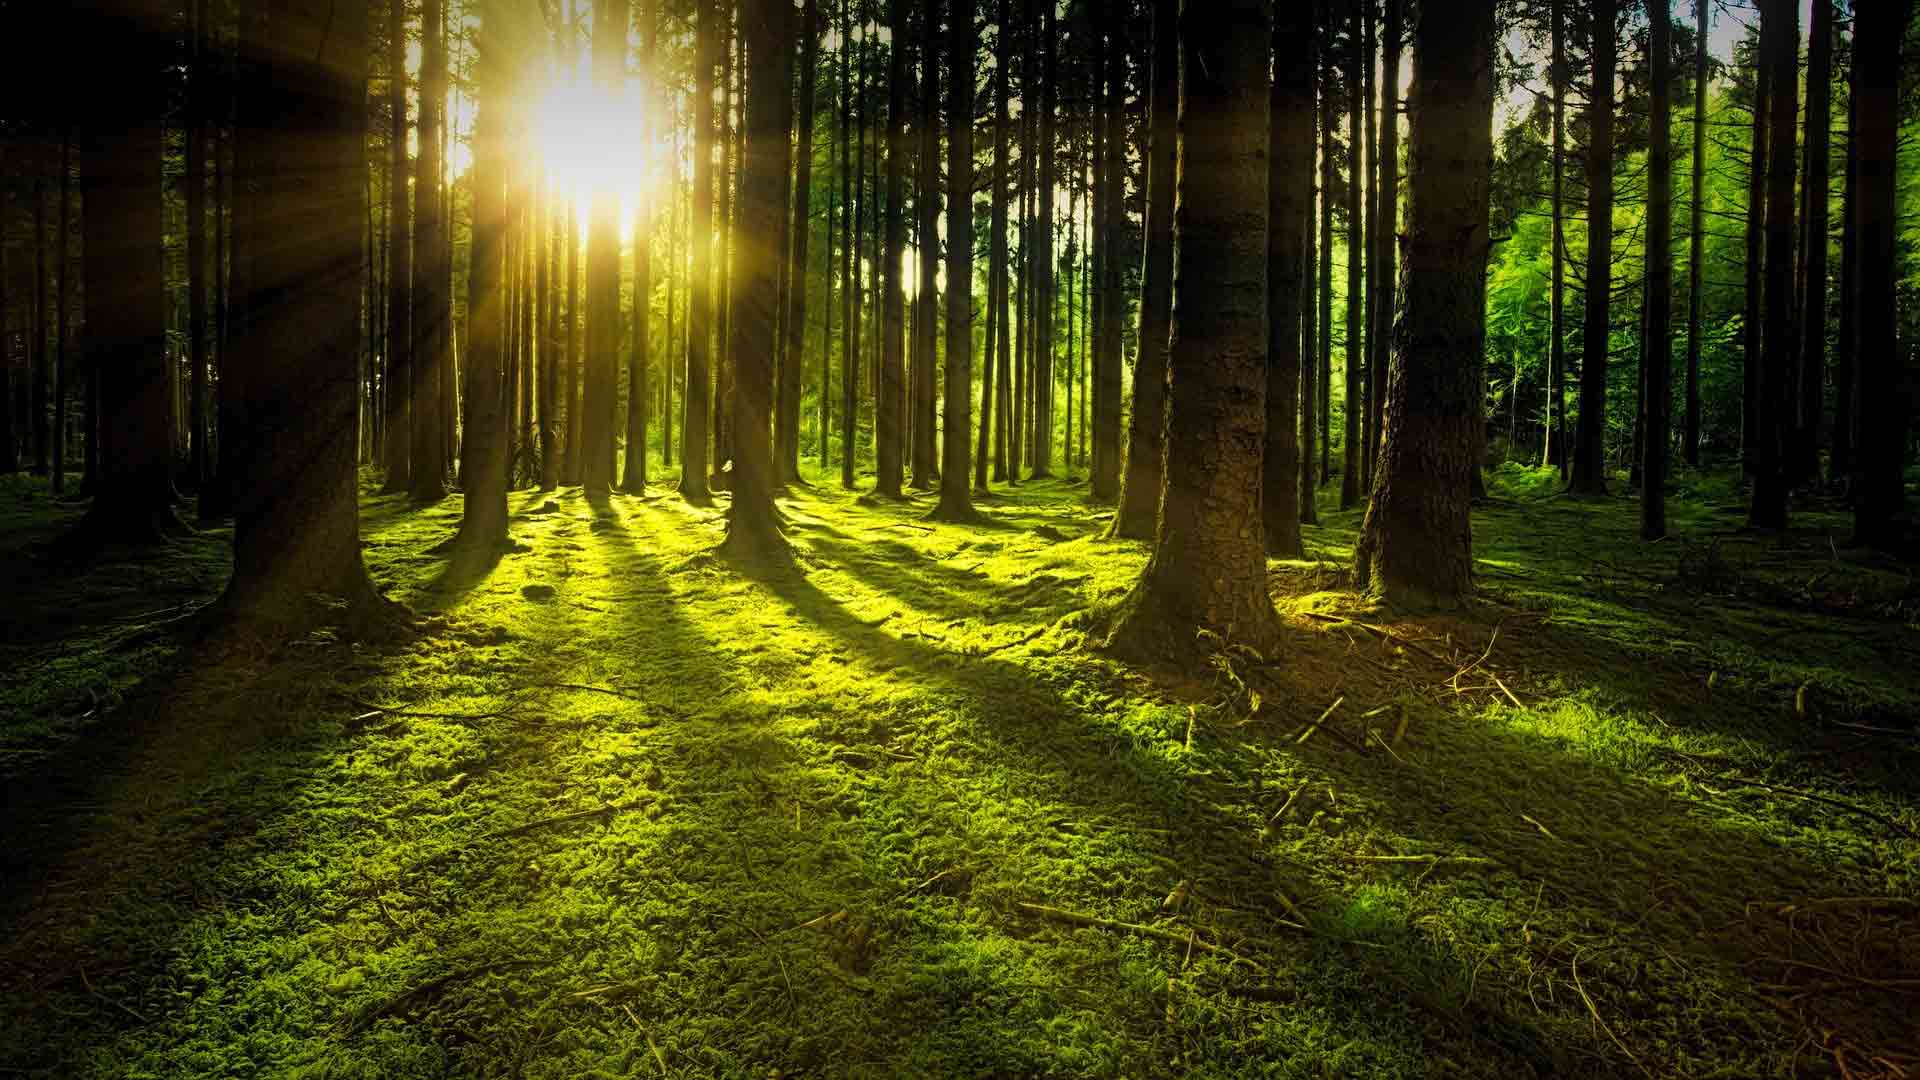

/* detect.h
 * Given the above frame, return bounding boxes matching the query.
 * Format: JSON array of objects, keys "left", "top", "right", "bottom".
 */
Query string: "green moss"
[{"left": 2, "top": 465, "right": 1915, "bottom": 1078}]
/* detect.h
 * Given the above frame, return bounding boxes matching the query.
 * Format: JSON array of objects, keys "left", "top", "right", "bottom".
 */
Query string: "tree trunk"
[
  {"left": 1089, "top": 5, "right": 1124, "bottom": 503},
  {"left": 875, "top": 0, "right": 909, "bottom": 496},
  {"left": 846, "top": 12, "right": 869, "bottom": 488},
  {"left": 1569, "top": 0, "right": 1614, "bottom": 494},
  {"left": 1748, "top": 0, "right": 1796, "bottom": 530},
  {"left": 1339, "top": 0, "right": 1365, "bottom": 509},
  {"left": 1741, "top": 29, "right": 1768, "bottom": 480},
  {"left": 910, "top": 0, "right": 939, "bottom": 492},
  {"left": 1360, "top": 0, "right": 1379, "bottom": 492},
  {"left": 1641, "top": 0, "right": 1673, "bottom": 539},
  {"left": 579, "top": 0, "right": 627, "bottom": 499},
  {"left": 1103, "top": 0, "right": 1279, "bottom": 664},
  {"left": 624, "top": 14, "right": 655, "bottom": 497},
  {"left": 1299, "top": 13, "right": 1320, "bottom": 529},
  {"left": 780, "top": 0, "right": 820, "bottom": 484},
  {"left": 932, "top": 0, "right": 976, "bottom": 520},
  {"left": 379, "top": 0, "right": 413, "bottom": 494},
  {"left": 1353, "top": 0, "right": 1492, "bottom": 608},
  {"left": 221, "top": 0, "right": 403, "bottom": 633},
  {"left": 1319, "top": 50, "right": 1334, "bottom": 486},
  {"left": 713, "top": 14, "right": 740, "bottom": 483},
  {"left": 1832, "top": 67, "right": 1858, "bottom": 482},
  {"left": 720, "top": 0, "right": 792, "bottom": 557},
  {"left": 411, "top": 0, "right": 448, "bottom": 502},
  {"left": 1543, "top": 0, "right": 1567, "bottom": 474},
  {"left": 187, "top": 0, "right": 211, "bottom": 490},
  {"left": 1372, "top": 0, "right": 1401, "bottom": 490},
  {"left": 75, "top": 0, "right": 178, "bottom": 542},
  {"left": 1263, "top": 0, "right": 1312, "bottom": 558},
  {"left": 1111, "top": 0, "right": 1176, "bottom": 539},
  {"left": 1792, "top": 0, "right": 1832, "bottom": 486},
  {"left": 1850, "top": 0, "right": 1911, "bottom": 548},
  {"left": 52, "top": 139, "right": 71, "bottom": 497},
  {"left": 1681, "top": 0, "right": 1704, "bottom": 467},
  {"left": 1030, "top": 0, "right": 1058, "bottom": 480},
  {"left": 680, "top": 0, "right": 717, "bottom": 501},
  {"left": 978, "top": 0, "right": 1012, "bottom": 492}
]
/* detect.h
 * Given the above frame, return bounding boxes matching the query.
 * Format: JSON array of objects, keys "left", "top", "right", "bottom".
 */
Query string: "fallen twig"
[
  {"left": 976, "top": 625, "right": 1049, "bottom": 656},
  {"left": 1572, "top": 950, "right": 1655, "bottom": 1078},
  {"left": 529, "top": 682, "right": 648, "bottom": 701},
  {"left": 342, "top": 694, "right": 519, "bottom": 722},
  {"left": 886, "top": 523, "right": 935, "bottom": 533},
  {"left": 1016, "top": 902, "right": 1284, "bottom": 971},
  {"left": 1296, "top": 696, "right": 1345, "bottom": 745},
  {"left": 1491, "top": 673, "right": 1524, "bottom": 709},
  {"left": 1723, "top": 776, "right": 1919, "bottom": 841},
  {"left": 1346, "top": 853, "right": 1495, "bottom": 866}
]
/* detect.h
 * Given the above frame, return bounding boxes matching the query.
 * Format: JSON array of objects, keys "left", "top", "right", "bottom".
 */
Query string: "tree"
[
  {"left": 411, "top": 0, "right": 449, "bottom": 503},
  {"left": 1568, "top": 0, "right": 1614, "bottom": 494},
  {"left": 719, "top": 0, "right": 793, "bottom": 559},
  {"left": 74, "top": 0, "right": 178, "bottom": 543},
  {"left": 1748, "top": 0, "right": 1796, "bottom": 530},
  {"left": 1641, "top": 0, "right": 1673, "bottom": 540},
  {"left": 1100, "top": 0, "right": 1279, "bottom": 664},
  {"left": 1299, "top": 6, "right": 1321, "bottom": 528},
  {"left": 623, "top": 10, "right": 654, "bottom": 497},
  {"left": 1371, "top": 0, "right": 1401, "bottom": 486},
  {"left": 1542, "top": 0, "right": 1568, "bottom": 477},
  {"left": 1112, "top": 0, "right": 1177, "bottom": 541},
  {"left": 875, "top": 0, "right": 909, "bottom": 497},
  {"left": 1264, "top": 0, "right": 1313, "bottom": 558},
  {"left": 1339, "top": 0, "right": 1364, "bottom": 510},
  {"left": 580, "top": 0, "right": 627, "bottom": 500},
  {"left": 1352, "top": 0, "right": 1493, "bottom": 607},
  {"left": 448, "top": 0, "right": 521, "bottom": 549},
  {"left": 779, "top": 0, "right": 821, "bottom": 485},
  {"left": 219, "top": 0, "right": 402, "bottom": 633},
  {"left": 1741, "top": 26, "right": 1768, "bottom": 480},
  {"left": 931, "top": 0, "right": 976, "bottom": 521},
  {"left": 1681, "top": 0, "right": 1705, "bottom": 466},
  {"left": 910, "top": 0, "right": 939, "bottom": 492},
  {"left": 1088, "top": 1, "right": 1124, "bottom": 503},
  {"left": 1030, "top": 0, "right": 1058, "bottom": 480},
  {"left": 1850, "top": 0, "right": 1911, "bottom": 548},
  {"left": 187, "top": 0, "right": 212, "bottom": 490},
  {"left": 977, "top": 0, "right": 1012, "bottom": 493},
  {"left": 681, "top": 0, "right": 717, "bottom": 502},
  {"left": 379, "top": 0, "right": 414, "bottom": 496},
  {"left": 1791, "top": 0, "right": 1832, "bottom": 486}
]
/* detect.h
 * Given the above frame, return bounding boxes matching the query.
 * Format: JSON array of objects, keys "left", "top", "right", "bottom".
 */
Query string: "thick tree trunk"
[
  {"left": 932, "top": 0, "right": 976, "bottom": 520},
  {"left": 1263, "top": 0, "right": 1312, "bottom": 558},
  {"left": 1111, "top": 0, "right": 1177, "bottom": 540},
  {"left": 681, "top": 0, "right": 717, "bottom": 501},
  {"left": 875, "top": 0, "right": 908, "bottom": 496},
  {"left": 1641, "top": 0, "right": 1673, "bottom": 539},
  {"left": 1569, "top": 0, "right": 1614, "bottom": 494},
  {"left": 221, "top": 0, "right": 403, "bottom": 633},
  {"left": 1850, "top": 0, "right": 1911, "bottom": 548},
  {"left": 1792, "top": 0, "right": 1832, "bottom": 486},
  {"left": 720, "top": 0, "right": 792, "bottom": 557},
  {"left": 1339, "top": 0, "right": 1364, "bottom": 509},
  {"left": 1748, "top": 0, "right": 1797, "bottom": 530},
  {"left": 1102, "top": 0, "right": 1279, "bottom": 665},
  {"left": 1353, "top": 0, "right": 1493, "bottom": 608},
  {"left": 713, "top": 17, "right": 740, "bottom": 484},
  {"left": 1372, "top": 0, "right": 1400, "bottom": 490},
  {"left": 579, "top": 0, "right": 627, "bottom": 499},
  {"left": 75, "top": 0, "right": 179, "bottom": 542}
]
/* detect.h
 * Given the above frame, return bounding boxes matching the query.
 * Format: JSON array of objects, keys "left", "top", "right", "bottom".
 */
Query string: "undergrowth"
[{"left": 2, "top": 464, "right": 1915, "bottom": 1078}]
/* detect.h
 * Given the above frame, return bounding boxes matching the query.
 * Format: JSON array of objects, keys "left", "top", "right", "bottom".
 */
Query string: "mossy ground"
[{"left": 2, "top": 462, "right": 1916, "bottom": 1078}]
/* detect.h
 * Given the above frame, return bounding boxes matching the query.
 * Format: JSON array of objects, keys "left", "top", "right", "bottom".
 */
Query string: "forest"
[{"left": 2, "top": 0, "right": 1918, "bottom": 1075}]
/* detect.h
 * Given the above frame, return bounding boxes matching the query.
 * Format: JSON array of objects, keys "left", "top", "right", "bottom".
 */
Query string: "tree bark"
[
  {"left": 1741, "top": 28, "right": 1768, "bottom": 480},
  {"left": 1263, "top": 0, "right": 1312, "bottom": 558},
  {"left": 1339, "top": 0, "right": 1365, "bottom": 509},
  {"left": 681, "top": 0, "right": 717, "bottom": 501},
  {"left": 1371, "top": 0, "right": 1400, "bottom": 489},
  {"left": 1089, "top": 4, "right": 1124, "bottom": 503},
  {"left": 187, "top": 0, "right": 211, "bottom": 490},
  {"left": 1352, "top": 0, "right": 1492, "bottom": 608},
  {"left": 1791, "top": 0, "right": 1832, "bottom": 486},
  {"left": 411, "top": 0, "right": 449, "bottom": 502},
  {"left": 932, "top": 0, "right": 976, "bottom": 520},
  {"left": 1030, "top": 0, "right": 1057, "bottom": 479},
  {"left": 624, "top": 16, "right": 655, "bottom": 496},
  {"left": 379, "top": 0, "right": 413, "bottom": 494},
  {"left": 1748, "top": 0, "right": 1797, "bottom": 530},
  {"left": 780, "top": 0, "right": 820, "bottom": 484},
  {"left": 1832, "top": 64, "right": 1858, "bottom": 482},
  {"left": 75, "top": 0, "right": 179, "bottom": 542},
  {"left": 909, "top": 0, "right": 939, "bottom": 492},
  {"left": 978, "top": 0, "right": 1012, "bottom": 492},
  {"left": 1102, "top": 0, "right": 1280, "bottom": 665},
  {"left": 875, "top": 0, "right": 909, "bottom": 497},
  {"left": 1850, "top": 0, "right": 1911, "bottom": 548},
  {"left": 1641, "top": 0, "right": 1673, "bottom": 539},
  {"left": 1681, "top": 0, "right": 1704, "bottom": 467},
  {"left": 221, "top": 0, "right": 404, "bottom": 632},
  {"left": 1299, "top": 8, "right": 1321, "bottom": 528},
  {"left": 1569, "top": 0, "right": 1614, "bottom": 494},
  {"left": 1111, "top": 0, "right": 1177, "bottom": 540}
]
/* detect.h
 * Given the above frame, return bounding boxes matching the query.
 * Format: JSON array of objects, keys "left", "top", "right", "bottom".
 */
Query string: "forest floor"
[{"left": 2, "top": 463, "right": 1918, "bottom": 1079}]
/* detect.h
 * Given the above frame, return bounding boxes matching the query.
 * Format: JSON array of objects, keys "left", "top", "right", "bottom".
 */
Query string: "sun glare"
[{"left": 530, "top": 68, "right": 665, "bottom": 226}]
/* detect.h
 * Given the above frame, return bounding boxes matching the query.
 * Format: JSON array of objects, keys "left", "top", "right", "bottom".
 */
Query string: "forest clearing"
[{"left": 3, "top": 467, "right": 1916, "bottom": 1077}]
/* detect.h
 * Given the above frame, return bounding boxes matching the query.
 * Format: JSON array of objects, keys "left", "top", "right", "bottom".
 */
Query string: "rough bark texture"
[
  {"left": 1111, "top": 0, "right": 1177, "bottom": 541},
  {"left": 1352, "top": 0, "right": 1493, "bottom": 609},
  {"left": 411, "top": 0, "right": 449, "bottom": 502},
  {"left": 1641, "top": 0, "right": 1672, "bottom": 540},
  {"left": 76, "top": 0, "right": 180, "bottom": 542},
  {"left": 1569, "top": 0, "right": 1614, "bottom": 494},
  {"left": 1371, "top": 0, "right": 1400, "bottom": 491},
  {"left": 1089, "top": 5, "right": 1125, "bottom": 504},
  {"left": 1262, "top": 1, "right": 1311, "bottom": 558},
  {"left": 1741, "top": 37, "right": 1769, "bottom": 480},
  {"left": 720, "top": 0, "right": 792, "bottom": 559},
  {"left": 1792, "top": 0, "right": 1832, "bottom": 486},
  {"left": 1748, "top": 0, "right": 1796, "bottom": 530},
  {"left": 1339, "top": 0, "right": 1364, "bottom": 510},
  {"left": 220, "top": 0, "right": 402, "bottom": 633},
  {"left": 978, "top": 0, "right": 1012, "bottom": 492},
  {"left": 681, "top": 0, "right": 717, "bottom": 501},
  {"left": 379, "top": 0, "right": 413, "bottom": 495},
  {"left": 1851, "top": 0, "right": 1911, "bottom": 548},
  {"left": 1030, "top": 0, "right": 1058, "bottom": 480},
  {"left": 1101, "top": 0, "right": 1279, "bottom": 666},
  {"left": 1299, "top": 11, "right": 1320, "bottom": 529},
  {"left": 779, "top": 0, "right": 819, "bottom": 484},
  {"left": 1682, "top": 0, "right": 1704, "bottom": 467},
  {"left": 932, "top": 0, "right": 975, "bottom": 521},
  {"left": 1544, "top": 0, "right": 1567, "bottom": 475},
  {"left": 910, "top": 0, "right": 939, "bottom": 492},
  {"left": 875, "top": 0, "right": 908, "bottom": 497}
]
